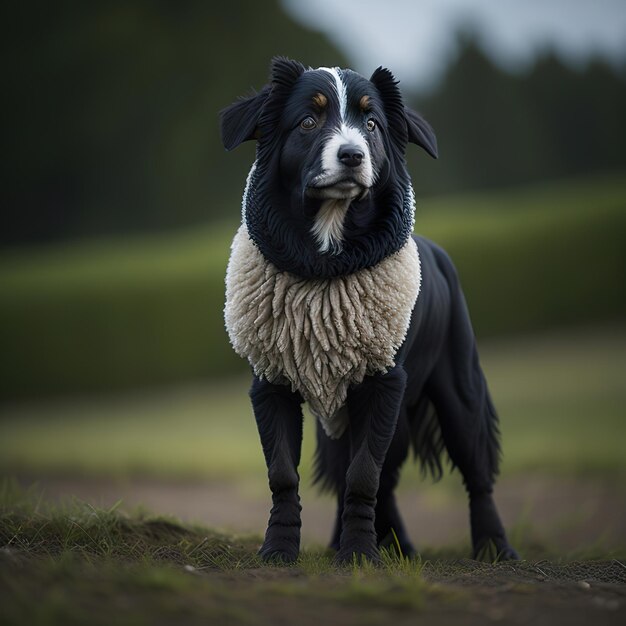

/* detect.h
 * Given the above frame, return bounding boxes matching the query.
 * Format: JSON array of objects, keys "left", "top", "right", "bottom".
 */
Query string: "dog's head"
[{"left": 221, "top": 57, "right": 437, "bottom": 278}]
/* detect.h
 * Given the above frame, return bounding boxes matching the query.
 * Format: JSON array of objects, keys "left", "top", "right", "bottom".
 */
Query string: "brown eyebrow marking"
[
  {"left": 312, "top": 93, "right": 328, "bottom": 109},
  {"left": 359, "top": 95, "right": 371, "bottom": 111}
]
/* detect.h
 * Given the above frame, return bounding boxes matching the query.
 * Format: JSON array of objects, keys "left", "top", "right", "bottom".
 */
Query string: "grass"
[
  {"left": 480, "top": 326, "right": 626, "bottom": 478},
  {"left": 0, "top": 482, "right": 429, "bottom": 626},
  {"left": 1, "top": 326, "right": 624, "bottom": 483},
  {"left": 1, "top": 482, "right": 625, "bottom": 626},
  {"left": 1, "top": 172, "right": 625, "bottom": 399},
  {"left": 0, "top": 480, "right": 261, "bottom": 569}
]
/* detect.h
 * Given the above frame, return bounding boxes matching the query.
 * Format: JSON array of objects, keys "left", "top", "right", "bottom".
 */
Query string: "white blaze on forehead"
[
  {"left": 309, "top": 68, "right": 373, "bottom": 186},
  {"left": 317, "top": 66, "right": 347, "bottom": 121}
]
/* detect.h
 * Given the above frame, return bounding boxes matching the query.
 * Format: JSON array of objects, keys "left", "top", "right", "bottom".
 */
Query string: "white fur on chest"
[{"left": 224, "top": 226, "right": 421, "bottom": 438}]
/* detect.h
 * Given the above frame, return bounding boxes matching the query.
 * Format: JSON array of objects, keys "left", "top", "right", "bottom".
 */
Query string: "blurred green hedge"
[
  {"left": 1, "top": 174, "right": 625, "bottom": 400},
  {"left": 420, "top": 174, "right": 626, "bottom": 336}
]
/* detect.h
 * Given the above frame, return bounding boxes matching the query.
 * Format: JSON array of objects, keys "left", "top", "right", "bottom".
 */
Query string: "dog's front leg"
[
  {"left": 337, "top": 365, "right": 407, "bottom": 564},
  {"left": 250, "top": 376, "right": 304, "bottom": 563}
]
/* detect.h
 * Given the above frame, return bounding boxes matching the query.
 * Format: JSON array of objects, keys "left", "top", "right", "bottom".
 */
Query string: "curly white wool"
[{"left": 224, "top": 225, "right": 421, "bottom": 438}]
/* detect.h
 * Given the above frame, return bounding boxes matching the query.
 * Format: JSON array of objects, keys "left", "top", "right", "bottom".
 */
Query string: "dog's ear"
[
  {"left": 270, "top": 56, "right": 306, "bottom": 90},
  {"left": 405, "top": 107, "right": 438, "bottom": 159},
  {"left": 259, "top": 57, "right": 306, "bottom": 129},
  {"left": 220, "top": 58, "right": 306, "bottom": 151},
  {"left": 370, "top": 66, "right": 438, "bottom": 159},
  {"left": 220, "top": 86, "right": 271, "bottom": 151}
]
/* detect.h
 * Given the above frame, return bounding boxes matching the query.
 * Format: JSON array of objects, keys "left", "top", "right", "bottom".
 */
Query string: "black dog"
[{"left": 221, "top": 57, "right": 519, "bottom": 564}]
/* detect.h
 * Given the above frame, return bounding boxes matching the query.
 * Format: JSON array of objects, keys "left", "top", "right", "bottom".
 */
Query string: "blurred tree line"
[
  {"left": 3, "top": 2, "right": 626, "bottom": 247},
  {"left": 409, "top": 34, "right": 626, "bottom": 195},
  {"left": 3, "top": 0, "right": 347, "bottom": 247}
]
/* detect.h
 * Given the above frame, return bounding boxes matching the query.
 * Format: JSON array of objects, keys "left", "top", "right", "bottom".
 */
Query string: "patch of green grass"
[
  {"left": 0, "top": 378, "right": 258, "bottom": 480},
  {"left": 0, "top": 480, "right": 424, "bottom": 575},
  {"left": 2, "top": 484, "right": 625, "bottom": 626},
  {"left": 0, "top": 479, "right": 261, "bottom": 569},
  {"left": 481, "top": 327, "right": 626, "bottom": 478},
  {"left": 263, "top": 547, "right": 426, "bottom": 610},
  {"left": 0, "top": 484, "right": 432, "bottom": 626},
  {"left": 1, "top": 327, "right": 624, "bottom": 482},
  {"left": 0, "top": 554, "right": 270, "bottom": 626}
]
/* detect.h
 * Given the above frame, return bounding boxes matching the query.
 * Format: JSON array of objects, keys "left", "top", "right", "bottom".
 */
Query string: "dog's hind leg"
[
  {"left": 419, "top": 243, "right": 520, "bottom": 561},
  {"left": 425, "top": 292, "right": 519, "bottom": 560},
  {"left": 311, "top": 418, "right": 349, "bottom": 551},
  {"left": 335, "top": 365, "right": 407, "bottom": 564},
  {"left": 250, "top": 376, "right": 304, "bottom": 563},
  {"left": 375, "top": 410, "right": 416, "bottom": 556},
  {"left": 428, "top": 366, "right": 519, "bottom": 560}
]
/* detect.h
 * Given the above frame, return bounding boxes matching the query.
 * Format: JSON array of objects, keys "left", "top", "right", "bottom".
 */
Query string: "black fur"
[
  {"left": 221, "top": 57, "right": 519, "bottom": 563},
  {"left": 249, "top": 378, "right": 304, "bottom": 562}
]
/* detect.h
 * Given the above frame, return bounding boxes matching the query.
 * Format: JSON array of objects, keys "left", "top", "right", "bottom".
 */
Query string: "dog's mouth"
[{"left": 306, "top": 176, "right": 369, "bottom": 201}]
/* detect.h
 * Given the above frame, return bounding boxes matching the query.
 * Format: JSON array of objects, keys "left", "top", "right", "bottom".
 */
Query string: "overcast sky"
[{"left": 282, "top": 0, "right": 626, "bottom": 89}]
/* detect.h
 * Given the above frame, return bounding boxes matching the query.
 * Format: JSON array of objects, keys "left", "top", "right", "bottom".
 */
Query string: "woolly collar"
[{"left": 224, "top": 225, "right": 421, "bottom": 438}]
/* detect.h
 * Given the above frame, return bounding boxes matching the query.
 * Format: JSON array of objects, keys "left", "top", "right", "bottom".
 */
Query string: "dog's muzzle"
[
  {"left": 306, "top": 177, "right": 367, "bottom": 201},
  {"left": 306, "top": 130, "right": 373, "bottom": 201}
]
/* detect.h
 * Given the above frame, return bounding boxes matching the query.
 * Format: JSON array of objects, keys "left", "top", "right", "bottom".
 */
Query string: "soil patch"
[{"left": 14, "top": 473, "right": 626, "bottom": 555}]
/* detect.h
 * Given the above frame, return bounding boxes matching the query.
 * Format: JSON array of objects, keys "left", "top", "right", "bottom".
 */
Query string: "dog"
[{"left": 221, "top": 57, "right": 519, "bottom": 564}]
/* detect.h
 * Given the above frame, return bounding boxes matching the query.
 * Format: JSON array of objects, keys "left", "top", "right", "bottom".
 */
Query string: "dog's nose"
[{"left": 338, "top": 144, "right": 364, "bottom": 168}]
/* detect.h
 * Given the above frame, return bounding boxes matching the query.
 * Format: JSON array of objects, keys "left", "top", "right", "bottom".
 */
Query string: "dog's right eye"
[{"left": 300, "top": 116, "right": 317, "bottom": 131}]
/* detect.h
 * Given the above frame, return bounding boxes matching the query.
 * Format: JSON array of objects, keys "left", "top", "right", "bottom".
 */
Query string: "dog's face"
[
  {"left": 220, "top": 58, "right": 437, "bottom": 277},
  {"left": 277, "top": 67, "right": 383, "bottom": 204}
]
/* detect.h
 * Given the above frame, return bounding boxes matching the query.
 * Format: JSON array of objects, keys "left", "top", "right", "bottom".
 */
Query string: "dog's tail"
[
  {"left": 312, "top": 407, "right": 350, "bottom": 493},
  {"left": 408, "top": 396, "right": 447, "bottom": 480}
]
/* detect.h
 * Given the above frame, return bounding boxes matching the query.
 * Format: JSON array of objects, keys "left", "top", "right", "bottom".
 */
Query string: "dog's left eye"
[
  {"left": 366, "top": 119, "right": 376, "bottom": 132},
  {"left": 300, "top": 116, "right": 317, "bottom": 131}
]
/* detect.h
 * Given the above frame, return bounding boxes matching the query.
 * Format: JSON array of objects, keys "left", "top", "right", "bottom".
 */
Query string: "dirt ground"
[
  {"left": 18, "top": 473, "right": 626, "bottom": 554},
  {"left": 5, "top": 473, "right": 626, "bottom": 625},
  {"left": 195, "top": 562, "right": 626, "bottom": 626}
]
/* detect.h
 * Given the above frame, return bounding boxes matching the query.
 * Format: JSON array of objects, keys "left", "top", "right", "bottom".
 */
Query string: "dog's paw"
[
  {"left": 470, "top": 494, "right": 520, "bottom": 562},
  {"left": 473, "top": 537, "right": 521, "bottom": 562},
  {"left": 497, "top": 545, "right": 521, "bottom": 561},
  {"left": 259, "top": 521, "right": 301, "bottom": 564},
  {"left": 258, "top": 531, "right": 300, "bottom": 564},
  {"left": 259, "top": 539, "right": 300, "bottom": 565},
  {"left": 334, "top": 545, "right": 382, "bottom": 567},
  {"left": 258, "top": 543, "right": 299, "bottom": 564}
]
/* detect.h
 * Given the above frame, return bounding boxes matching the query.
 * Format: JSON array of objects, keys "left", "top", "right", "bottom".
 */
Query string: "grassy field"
[
  {"left": 1, "top": 481, "right": 625, "bottom": 626},
  {"left": 1, "top": 326, "right": 624, "bottom": 483}
]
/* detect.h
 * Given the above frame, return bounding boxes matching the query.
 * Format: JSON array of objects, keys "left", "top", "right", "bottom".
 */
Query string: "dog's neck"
[{"left": 243, "top": 162, "right": 416, "bottom": 279}]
